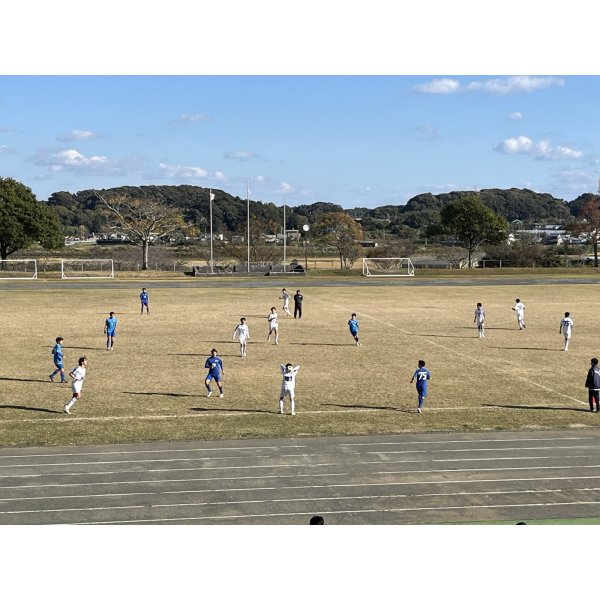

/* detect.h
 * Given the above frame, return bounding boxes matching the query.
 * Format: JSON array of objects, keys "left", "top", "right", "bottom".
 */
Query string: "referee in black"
[{"left": 293, "top": 289, "right": 303, "bottom": 319}]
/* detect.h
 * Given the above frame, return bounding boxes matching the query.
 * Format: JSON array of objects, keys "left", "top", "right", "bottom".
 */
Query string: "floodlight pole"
[
  {"left": 209, "top": 189, "right": 215, "bottom": 274},
  {"left": 283, "top": 203, "right": 286, "bottom": 273},
  {"left": 247, "top": 181, "right": 250, "bottom": 273}
]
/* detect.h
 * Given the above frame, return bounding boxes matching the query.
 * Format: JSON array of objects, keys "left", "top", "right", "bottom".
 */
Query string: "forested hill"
[{"left": 47, "top": 184, "right": 584, "bottom": 237}]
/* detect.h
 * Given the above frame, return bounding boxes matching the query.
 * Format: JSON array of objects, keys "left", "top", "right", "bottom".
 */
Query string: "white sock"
[
  {"left": 291, "top": 399, "right": 295, "bottom": 415},
  {"left": 279, "top": 400, "right": 284, "bottom": 413}
]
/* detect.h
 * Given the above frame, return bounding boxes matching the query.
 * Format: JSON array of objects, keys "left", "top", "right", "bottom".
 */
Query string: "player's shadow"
[
  {"left": 419, "top": 334, "right": 475, "bottom": 339},
  {"left": 456, "top": 326, "right": 515, "bottom": 331},
  {"left": 322, "top": 402, "right": 404, "bottom": 411},
  {"left": 483, "top": 403, "right": 590, "bottom": 413},
  {"left": 289, "top": 342, "right": 349, "bottom": 346},
  {"left": 0, "top": 376, "right": 49, "bottom": 383},
  {"left": 123, "top": 391, "right": 198, "bottom": 398},
  {"left": 190, "top": 407, "right": 273, "bottom": 414},
  {"left": 168, "top": 352, "right": 240, "bottom": 358},
  {"left": 0, "top": 404, "right": 63, "bottom": 414},
  {"left": 491, "top": 347, "right": 564, "bottom": 352}
]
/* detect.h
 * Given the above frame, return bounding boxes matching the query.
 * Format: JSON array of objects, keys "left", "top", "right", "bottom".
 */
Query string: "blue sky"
[
  {"left": 1, "top": 2, "right": 598, "bottom": 209},
  {"left": 1, "top": 75, "right": 598, "bottom": 208}
]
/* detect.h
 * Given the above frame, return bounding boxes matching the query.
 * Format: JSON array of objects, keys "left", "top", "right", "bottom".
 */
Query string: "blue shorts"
[
  {"left": 106, "top": 330, "right": 116, "bottom": 337},
  {"left": 349, "top": 329, "right": 358, "bottom": 336},
  {"left": 54, "top": 362, "right": 64, "bottom": 369},
  {"left": 417, "top": 387, "right": 427, "bottom": 399},
  {"left": 206, "top": 373, "right": 221, "bottom": 382}
]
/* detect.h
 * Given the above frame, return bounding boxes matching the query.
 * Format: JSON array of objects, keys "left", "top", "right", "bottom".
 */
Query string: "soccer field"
[{"left": 1, "top": 279, "right": 599, "bottom": 447}]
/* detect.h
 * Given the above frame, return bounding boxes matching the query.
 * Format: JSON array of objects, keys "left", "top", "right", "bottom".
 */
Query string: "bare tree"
[{"left": 96, "top": 193, "right": 185, "bottom": 270}]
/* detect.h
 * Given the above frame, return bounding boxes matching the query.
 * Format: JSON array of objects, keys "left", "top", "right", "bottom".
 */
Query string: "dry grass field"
[{"left": 1, "top": 278, "right": 600, "bottom": 447}]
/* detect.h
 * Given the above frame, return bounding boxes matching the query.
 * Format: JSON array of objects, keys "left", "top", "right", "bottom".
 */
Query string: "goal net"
[
  {"left": 61, "top": 259, "right": 115, "bottom": 279},
  {"left": 0, "top": 259, "right": 38, "bottom": 279},
  {"left": 362, "top": 257, "right": 415, "bottom": 277}
]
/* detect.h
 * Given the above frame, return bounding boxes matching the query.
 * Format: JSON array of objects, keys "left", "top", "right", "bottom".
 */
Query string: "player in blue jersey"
[
  {"left": 140, "top": 287, "right": 150, "bottom": 314},
  {"left": 49, "top": 336, "right": 67, "bottom": 382},
  {"left": 204, "top": 348, "right": 224, "bottom": 398},
  {"left": 104, "top": 311, "right": 118, "bottom": 350},
  {"left": 348, "top": 313, "right": 360, "bottom": 345},
  {"left": 410, "top": 359, "right": 431, "bottom": 414}
]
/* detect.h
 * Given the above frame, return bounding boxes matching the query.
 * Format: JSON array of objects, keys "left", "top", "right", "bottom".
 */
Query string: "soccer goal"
[
  {"left": 61, "top": 259, "right": 115, "bottom": 279},
  {"left": 0, "top": 259, "right": 38, "bottom": 279},
  {"left": 362, "top": 257, "right": 415, "bottom": 277}
]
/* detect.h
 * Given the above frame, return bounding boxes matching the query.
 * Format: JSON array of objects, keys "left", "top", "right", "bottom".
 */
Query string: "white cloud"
[
  {"left": 225, "top": 150, "right": 258, "bottom": 161},
  {"left": 57, "top": 129, "right": 101, "bottom": 142},
  {"left": 415, "top": 124, "right": 438, "bottom": 140},
  {"left": 157, "top": 162, "right": 208, "bottom": 178},
  {"left": 412, "top": 78, "right": 460, "bottom": 94},
  {"left": 175, "top": 113, "right": 209, "bottom": 122},
  {"left": 255, "top": 175, "right": 265, "bottom": 182},
  {"left": 34, "top": 148, "right": 110, "bottom": 172},
  {"left": 509, "top": 112, "right": 523, "bottom": 120},
  {"left": 495, "top": 135, "right": 536, "bottom": 155},
  {"left": 0, "top": 144, "right": 12, "bottom": 153},
  {"left": 480, "top": 76, "right": 564, "bottom": 95},
  {"left": 279, "top": 182, "right": 292, "bottom": 193},
  {"left": 413, "top": 76, "right": 564, "bottom": 96},
  {"left": 495, "top": 136, "right": 584, "bottom": 160}
]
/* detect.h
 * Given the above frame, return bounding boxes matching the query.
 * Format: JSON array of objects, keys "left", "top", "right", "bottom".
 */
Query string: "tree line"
[{"left": 2, "top": 177, "right": 600, "bottom": 270}]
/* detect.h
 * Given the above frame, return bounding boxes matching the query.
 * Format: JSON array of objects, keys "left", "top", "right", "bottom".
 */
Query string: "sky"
[
  {"left": 2, "top": 2, "right": 599, "bottom": 211},
  {"left": 2, "top": 74, "right": 598, "bottom": 208}
]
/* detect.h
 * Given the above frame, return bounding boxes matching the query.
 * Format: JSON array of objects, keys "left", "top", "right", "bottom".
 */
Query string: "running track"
[{"left": 2, "top": 429, "right": 600, "bottom": 524}]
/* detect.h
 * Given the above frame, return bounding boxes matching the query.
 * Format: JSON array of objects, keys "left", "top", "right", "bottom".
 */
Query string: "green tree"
[
  {"left": 0, "top": 177, "right": 64, "bottom": 261},
  {"left": 437, "top": 194, "right": 508, "bottom": 267},
  {"left": 567, "top": 195, "right": 600, "bottom": 266},
  {"left": 96, "top": 192, "right": 186, "bottom": 270},
  {"left": 314, "top": 212, "right": 363, "bottom": 268}
]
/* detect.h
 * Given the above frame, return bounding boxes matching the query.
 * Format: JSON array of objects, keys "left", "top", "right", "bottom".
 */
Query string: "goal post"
[
  {"left": 61, "top": 259, "right": 115, "bottom": 279},
  {"left": 362, "top": 257, "right": 415, "bottom": 277},
  {"left": 0, "top": 259, "right": 38, "bottom": 279}
]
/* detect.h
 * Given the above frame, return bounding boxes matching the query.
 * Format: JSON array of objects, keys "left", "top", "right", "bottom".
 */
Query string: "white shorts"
[
  {"left": 71, "top": 381, "right": 83, "bottom": 394},
  {"left": 238, "top": 336, "right": 248, "bottom": 343},
  {"left": 269, "top": 324, "right": 278, "bottom": 331},
  {"left": 283, "top": 300, "right": 289, "bottom": 309},
  {"left": 280, "top": 387, "right": 295, "bottom": 399},
  {"left": 564, "top": 332, "right": 572, "bottom": 339}
]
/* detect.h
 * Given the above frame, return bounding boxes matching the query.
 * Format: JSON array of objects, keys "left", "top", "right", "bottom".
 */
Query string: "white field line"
[
  {"left": 0, "top": 402, "right": 577, "bottom": 425},
  {"left": 309, "top": 294, "right": 588, "bottom": 406}
]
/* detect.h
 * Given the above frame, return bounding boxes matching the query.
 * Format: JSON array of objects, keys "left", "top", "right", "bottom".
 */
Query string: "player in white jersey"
[
  {"left": 279, "top": 363, "right": 300, "bottom": 415},
  {"left": 232, "top": 317, "right": 250, "bottom": 357},
  {"left": 64, "top": 356, "right": 87, "bottom": 414},
  {"left": 559, "top": 311, "right": 574, "bottom": 351},
  {"left": 279, "top": 288, "right": 292, "bottom": 317},
  {"left": 512, "top": 298, "right": 526, "bottom": 329},
  {"left": 474, "top": 302, "right": 486, "bottom": 338},
  {"left": 267, "top": 307, "right": 279, "bottom": 344}
]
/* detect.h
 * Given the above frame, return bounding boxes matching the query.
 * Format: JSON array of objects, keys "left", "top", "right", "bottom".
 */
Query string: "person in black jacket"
[
  {"left": 293, "top": 289, "right": 303, "bottom": 319},
  {"left": 585, "top": 357, "right": 600, "bottom": 412}
]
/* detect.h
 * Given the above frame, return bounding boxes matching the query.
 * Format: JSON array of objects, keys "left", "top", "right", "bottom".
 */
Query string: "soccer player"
[
  {"left": 293, "top": 289, "right": 303, "bottom": 319},
  {"left": 348, "top": 313, "right": 360, "bottom": 345},
  {"left": 267, "top": 306, "right": 279, "bottom": 344},
  {"left": 559, "top": 311, "right": 574, "bottom": 351},
  {"left": 410, "top": 360, "right": 431, "bottom": 414},
  {"left": 474, "top": 302, "right": 485, "bottom": 338},
  {"left": 232, "top": 317, "right": 250, "bottom": 357},
  {"left": 204, "top": 348, "right": 224, "bottom": 398},
  {"left": 49, "top": 336, "right": 67, "bottom": 383},
  {"left": 280, "top": 288, "right": 292, "bottom": 317},
  {"left": 64, "top": 356, "right": 87, "bottom": 414},
  {"left": 585, "top": 357, "right": 600, "bottom": 413},
  {"left": 279, "top": 363, "right": 300, "bottom": 415},
  {"left": 512, "top": 298, "right": 526, "bottom": 330},
  {"left": 104, "top": 311, "right": 118, "bottom": 350},
  {"left": 140, "top": 287, "right": 150, "bottom": 314}
]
